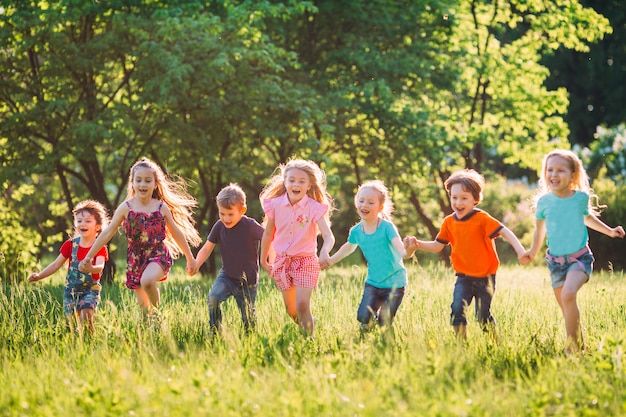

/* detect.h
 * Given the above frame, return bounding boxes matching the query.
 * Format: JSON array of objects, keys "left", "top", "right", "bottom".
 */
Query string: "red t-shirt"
[{"left": 60, "top": 240, "right": 109, "bottom": 280}]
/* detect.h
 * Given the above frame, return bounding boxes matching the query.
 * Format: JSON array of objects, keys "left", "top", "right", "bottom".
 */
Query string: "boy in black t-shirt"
[{"left": 193, "top": 184, "right": 265, "bottom": 333}]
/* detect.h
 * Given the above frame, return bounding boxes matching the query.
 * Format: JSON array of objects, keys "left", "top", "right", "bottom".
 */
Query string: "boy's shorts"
[
  {"left": 546, "top": 250, "right": 594, "bottom": 288},
  {"left": 271, "top": 254, "right": 320, "bottom": 291}
]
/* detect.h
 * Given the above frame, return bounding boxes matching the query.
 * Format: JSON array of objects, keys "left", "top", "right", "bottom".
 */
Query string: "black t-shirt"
[{"left": 208, "top": 215, "right": 264, "bottom": 285}]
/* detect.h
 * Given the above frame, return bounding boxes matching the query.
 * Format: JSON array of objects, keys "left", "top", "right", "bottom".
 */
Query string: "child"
[
  {"left": 323, "top": 180, "right": 411, "bottom": 332},
  {"left": 259, "top": 158, "right": 335, "bottom": 337},
  {"left": 191, "top": 184, "right": 265, "bottom": 334},
  {"left": 521, "top": 149, "right": 624, "bottom": 353},
  {"left": 79, "top": 157, "right": 201, "bottom": 316},
  {"left": 29, "top": 200, "right": 110, "bottom": 334},
  {"left": 405, "top": 169, "right": 526, "bottom": 340}
]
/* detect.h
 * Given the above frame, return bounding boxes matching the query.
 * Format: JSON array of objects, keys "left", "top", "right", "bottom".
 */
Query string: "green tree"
[
  {"left": 267, "top": 0, "right": 611, "bottom": 258},
  {"left": 0, "top": 1, "right": 322, "bottom": 275}
]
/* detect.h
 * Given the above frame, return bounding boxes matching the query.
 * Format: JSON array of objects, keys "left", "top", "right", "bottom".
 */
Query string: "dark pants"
[
  {"left": 357, "top": 283, "right": 405, "bottom": 327},
  {"left": 450, "top": 274, "right": 496, "bottom": 330},
  {"left": 207, "top": 271, "right": 257, "bottom": 332}
]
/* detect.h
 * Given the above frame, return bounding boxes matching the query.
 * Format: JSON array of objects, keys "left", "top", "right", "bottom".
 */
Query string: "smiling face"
[
  {"left": 284, "top": 167, "right": 312, "bottom": 204},
  {"left": 544, "top": 155, "right": 574, "bottom": 197},
  {"left": 449, "top": 183, "right": 479, "bottom": 219},
  {"left": 132, "top": 166, "right": 156, "bottom": 201},
  {"left": 74, "top": 210, "right": 100, "bottom": 240},
  {"left": 355, "top": 187, "right": 383, "bottom": 223},
  {"left": 218, "top": 204, "right": 246, "bottom": 229}
]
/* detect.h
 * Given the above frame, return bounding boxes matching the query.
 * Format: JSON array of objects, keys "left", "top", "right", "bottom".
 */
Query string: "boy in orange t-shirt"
[{"left": 405, "top": 169, "right": 527, "bottom": 340}]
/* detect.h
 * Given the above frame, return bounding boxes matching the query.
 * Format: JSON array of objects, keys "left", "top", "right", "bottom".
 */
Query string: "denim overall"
[{"left": 63, "top": 237, "right": 101, "bottom": 315}]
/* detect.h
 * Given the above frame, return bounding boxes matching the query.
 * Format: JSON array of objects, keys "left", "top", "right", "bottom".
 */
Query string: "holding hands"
[
  {"left": 185, "top": 257, "right": 198, "bottom": 276},
  {"left": 403, "top": 236, "right": 419, "bottom": 257}
]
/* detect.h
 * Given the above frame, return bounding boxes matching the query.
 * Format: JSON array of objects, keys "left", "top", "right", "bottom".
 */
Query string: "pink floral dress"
[{"left": 122, "top": 201, "right": 173, "bottom": 289}]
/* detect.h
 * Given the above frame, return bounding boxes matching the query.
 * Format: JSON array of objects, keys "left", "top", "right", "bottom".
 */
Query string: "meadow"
[{"left": 1, "top": 261, "right": 625, "bottom": 417}]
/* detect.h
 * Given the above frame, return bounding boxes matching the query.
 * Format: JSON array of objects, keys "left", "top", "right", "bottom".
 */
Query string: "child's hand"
[
  {"left": 261, "top": 261, "right": 272, "bottom": 275},
  {"left": 611, "top": 225, "right": 625, "bottom": 238},
  {"left": 318, "top": 252, "right": 331, "bottom": 270},
  {"left": 81, "top": 262, "right": 94, "bottom": 274},
  {"left": 28, "top": 273, "right": 40, "bottom": 283},
  {"left": 519, "top": 251, "right": 534, "bottom": 266},
  {"left": 78, "top": 258, "right": 90, "bottom": 272},
  {"left": 403, "top": 236, "right": 419, "bottom": 252},
  {"left": 185, "top": 258, "right": 197, "bottom": 276}
]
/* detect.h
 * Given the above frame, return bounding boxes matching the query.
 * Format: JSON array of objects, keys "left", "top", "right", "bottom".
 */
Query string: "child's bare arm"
[
  {"left": 585, "top": 214, "right": 626, "bottom": 238},
  {"left": 522, "top": 219, "right": 546, "bottom": 263},
  {"left": 416, "top": 240, "right": 446, "bottom": 253},
  {"left": 260, "top": 218, "right": 276, "bottom": 274},
  {"left": 326, "top": 241, "right": 358, "bottom": 268},
  {"left": 498, "top": 226, "right": 526, "bottom": 259},
  {"left": 29, "top": 254, "right": 67, "bottom": 282}
]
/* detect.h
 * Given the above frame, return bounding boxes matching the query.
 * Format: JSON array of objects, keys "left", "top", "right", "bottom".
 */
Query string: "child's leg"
[
  {"left": 356, "top": 284, "right": 380, "bottom": 331},
  {"left": 281, "top": 286, "right": 298, "bottom": 321},
  {"left": 453, "top": 325, "right": 467, "bottom": 339},
  {"left": 207, "top": 276, "right": 232, "bottom": 331},
  {"left": 554, "top": 269, "right": 588, "bottom": 351},
  {"left": 475, "top": 275, "right": 496, "bottom": 334},
  {"left": 138, "top": 263, "right": 166, "bottom": 311},
  {"left": 79, "top": 308, "right": 96, "bottom": 334},
  {"left": 134, "top": 288, "right": 151, "bottom": 313},
  {"left": 378, "top": 287, "right": 405, "bottom": 327},
  {"left": 234, "top": 284, "right": 258, "bottom": 332},
  {"left": 450, "top": 276, "right": 471, "bottom": 340},
  {"left": 295, "top": 287, "right": 315, "bottom": 335},
  {"left": 65, "top": 313, "right": 79, "bottom": 335}
]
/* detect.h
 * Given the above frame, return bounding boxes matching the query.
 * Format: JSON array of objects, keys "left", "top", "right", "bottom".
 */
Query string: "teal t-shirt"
[
  {"left": 347, "top": 218, "right": 407, "bottom": 289},
  {"left": 536, "top": 190, "right": 589, "bottom": 256}
]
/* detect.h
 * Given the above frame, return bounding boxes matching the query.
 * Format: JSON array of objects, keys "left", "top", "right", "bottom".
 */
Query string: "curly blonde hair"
[
  {"left": 126, "top": 158, "right": 201, "bottom": 257},
  {"left": 355, "top": 180, "right": 395, "bottom": 221},
  {"left": 533, "top": 149, "right": 601, "bottom": 215},
  {"left": 259, "top": 158, "right": 334, "bottom": 217}
]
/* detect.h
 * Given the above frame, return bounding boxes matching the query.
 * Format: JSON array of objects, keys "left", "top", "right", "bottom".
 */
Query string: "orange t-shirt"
[{"left": 436, "top": 209, "right": 503, "bottom": 277}]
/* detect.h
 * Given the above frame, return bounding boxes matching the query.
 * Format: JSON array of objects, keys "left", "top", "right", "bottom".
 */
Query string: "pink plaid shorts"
[{"left": 271, "top": 254, "right": 321, "bottom": 291}]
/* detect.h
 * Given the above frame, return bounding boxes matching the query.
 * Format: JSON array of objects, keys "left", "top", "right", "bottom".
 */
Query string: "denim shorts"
[
  {"left": 546, "top": 251, "right": 594, "bottom": 288},
  {"left": 63, "top": 287, "right": 101, "bottom": 315}
]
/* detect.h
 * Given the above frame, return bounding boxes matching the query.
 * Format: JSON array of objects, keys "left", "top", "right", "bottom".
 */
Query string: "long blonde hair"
[
  {"left": 533, "top": 149, "right": 601, "bottom": 215},
  {"left": 259, "top": 158, "right": 334, "bottom": 216},
  {"left": 127, "top": 158, "right": 201, "bottom": 256},
  {"left": 355, "top": 180, "right": 394, "bottom": 221}
]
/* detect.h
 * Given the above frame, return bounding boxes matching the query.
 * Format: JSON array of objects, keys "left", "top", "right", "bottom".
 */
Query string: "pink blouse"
[{"left": 263, "top": 194, "right": 328, "bottom": 256}]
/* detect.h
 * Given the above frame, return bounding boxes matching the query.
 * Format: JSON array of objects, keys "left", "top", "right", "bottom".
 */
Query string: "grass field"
[{"left": 1, "top": 261, "right": 625, "bottom": 416}]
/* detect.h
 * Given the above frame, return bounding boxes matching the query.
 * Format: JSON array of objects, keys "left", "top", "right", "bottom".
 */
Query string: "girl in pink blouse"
[{"left": 260, "top": 159, "right": 335, "bottom": 337}]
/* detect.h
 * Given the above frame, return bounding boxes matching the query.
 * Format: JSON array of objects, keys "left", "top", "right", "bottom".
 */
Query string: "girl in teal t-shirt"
[
  {"left": 523, "top": 149, "right": 624, "bottom": 354},
  {"left": 324, "top": 180, "right": 411, "bottom": 332}
]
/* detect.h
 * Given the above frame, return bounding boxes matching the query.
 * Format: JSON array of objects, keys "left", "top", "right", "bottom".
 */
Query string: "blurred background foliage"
[{"left": 1, "top": 0, "right": 624, "bottom": 281}]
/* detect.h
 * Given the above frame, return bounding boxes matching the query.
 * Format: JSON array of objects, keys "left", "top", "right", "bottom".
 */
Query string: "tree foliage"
[{"left": 0, "top": 0, "right": 621, "bottom": 280}]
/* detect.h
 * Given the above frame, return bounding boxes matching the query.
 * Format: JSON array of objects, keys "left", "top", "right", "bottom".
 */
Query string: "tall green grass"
[{"left": 1, "top": 263, "right": 625, "bottom": 416}]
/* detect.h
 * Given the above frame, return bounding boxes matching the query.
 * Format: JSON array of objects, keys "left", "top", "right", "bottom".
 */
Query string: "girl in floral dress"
[{"left": 80, "top": 158, "right": 201, "bottom": 316}]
